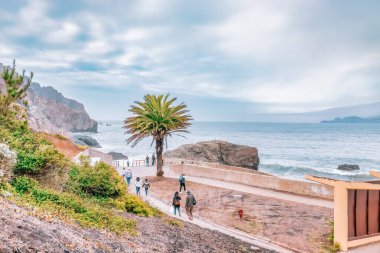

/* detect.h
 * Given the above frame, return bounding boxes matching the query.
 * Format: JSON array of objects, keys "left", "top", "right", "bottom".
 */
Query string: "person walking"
[
  {"left": 121, "top": 167, "right": 127, "bottom": 183},
  {"left": 152, "top": 153, "right": 156, "bottom": 166},
  {"left": 142, "top": 178, "right": 150, "bottom": 196},
  {"left": 126, "top": 169, "right": 133, "bottom": 186},
  {"left": 145, "top": 155, "right": 149, "bottom": 166},
  {"left": 185, "top": 191, "right": 196, "bottom": 220},
  {"left": 135, "top": 177, "right": 142, "bottom": 196},
  {"left": 172, "top": 191, "right": 181, "bottom": 217},
  {"left": 178, "top": 174, "right": 186, "bottom": 193}
]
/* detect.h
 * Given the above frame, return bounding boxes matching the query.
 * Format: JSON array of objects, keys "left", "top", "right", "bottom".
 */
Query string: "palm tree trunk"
[{"left": 156, "top": 138, "right": 164, "bottom": 176}]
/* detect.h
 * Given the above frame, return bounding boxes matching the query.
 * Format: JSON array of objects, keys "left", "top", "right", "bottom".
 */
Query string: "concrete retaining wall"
[{"left": 170, "top": 163, "right": 334, "bottom": 200}]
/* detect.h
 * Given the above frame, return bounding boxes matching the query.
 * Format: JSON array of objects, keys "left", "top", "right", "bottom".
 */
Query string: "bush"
[
  {"left": 0, "top": 125, "right": 69, "bottom": 175},
  {"left": 115, "top": 194, "right": 154, "bottom": 217},
  {"left": 11, "top": 176, "right": 36, "bottom": 194},
  {"left": 67, "top": 158, "right": 125, "bottom": 199}
]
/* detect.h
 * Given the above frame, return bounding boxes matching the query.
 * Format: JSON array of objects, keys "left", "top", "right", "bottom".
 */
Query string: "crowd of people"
[{"left": 121, "top": 167, "right": 196, "bottom": 220}]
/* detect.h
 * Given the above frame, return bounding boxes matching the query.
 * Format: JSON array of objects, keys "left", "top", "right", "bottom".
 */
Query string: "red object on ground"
[{"left": 238, "top": 209, "right": 243, "bottom": 219}]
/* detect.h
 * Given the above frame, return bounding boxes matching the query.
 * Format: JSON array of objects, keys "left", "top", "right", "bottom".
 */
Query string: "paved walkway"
[
  {"left": 348, "top": 242, "right": 380, "bottom": 253},
  {"left": 125, "top": 165, "right": 333, "bottom": 209}
]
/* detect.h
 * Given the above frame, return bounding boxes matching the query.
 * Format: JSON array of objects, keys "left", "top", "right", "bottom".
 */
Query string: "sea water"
[{"left": 85, "top": 121, "right": 380, "bottom": 181}]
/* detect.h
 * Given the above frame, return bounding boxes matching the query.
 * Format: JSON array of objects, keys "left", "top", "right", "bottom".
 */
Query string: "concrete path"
[
  {"left": 124, "top": 165, "right": 332, "bottom": 208},
  {"left": 169, "top": 174, "right": 334, "bottom": 209},
  {"left": 348, "top": 242, "right": 380, "bottom": 253}
]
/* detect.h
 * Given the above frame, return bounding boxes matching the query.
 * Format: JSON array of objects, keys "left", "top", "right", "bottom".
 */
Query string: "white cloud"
[{"left": 0, "top": 0, "right": 379, "bottom": 118}]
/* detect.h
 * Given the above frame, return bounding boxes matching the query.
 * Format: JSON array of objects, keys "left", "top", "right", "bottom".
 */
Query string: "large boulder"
[
  {"left": 71, "top": 135, "right": 101, "bottom": 148},
  {"left": 165, "top": 140, "right": 260, "bottom": 170},
  {"left": 337, "top": 164, "right": 360, "bottom": 171},
  {"left": 0, "top": 144, "right": 17, "bottom": 182},
  {"left": 107, "top": 152, "right": 128, "bottom": 160}
]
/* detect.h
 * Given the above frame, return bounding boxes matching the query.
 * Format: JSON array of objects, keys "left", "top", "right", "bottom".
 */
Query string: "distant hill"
[
  {"left": 251, "top": 102, "right": 380, "bottom": 123},
  {"left": 321, "top": 116, "right": 380, "bottom": 123}
]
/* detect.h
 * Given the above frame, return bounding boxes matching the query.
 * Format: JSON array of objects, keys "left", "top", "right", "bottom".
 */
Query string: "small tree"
[
  {"left": 0, "top": 60, "right": 33, "bottom": 121},
  {"left": 124, "top": 94, "right": 192, "bottom": 176}
]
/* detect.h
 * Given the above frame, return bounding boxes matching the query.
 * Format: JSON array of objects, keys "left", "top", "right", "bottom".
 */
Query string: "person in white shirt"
[{"left": 135, "top": 177, "right": 142, "bottom": 196}]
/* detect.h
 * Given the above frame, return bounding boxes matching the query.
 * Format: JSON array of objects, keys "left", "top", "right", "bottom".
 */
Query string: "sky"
[{"left": 0, "top": 0, "right": 379, "bottom": 121}]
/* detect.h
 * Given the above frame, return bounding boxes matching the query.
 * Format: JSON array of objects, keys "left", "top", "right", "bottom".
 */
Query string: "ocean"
[{"left": 85, "top": 121, "right": 380, "bottom": 181}]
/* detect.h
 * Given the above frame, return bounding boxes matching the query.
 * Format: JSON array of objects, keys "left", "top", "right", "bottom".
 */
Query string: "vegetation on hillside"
[
  {"left": 124, "top": 94, "right": 192, "bottom": 176},
  {"left": 0, "top": 61, "right": 159, "bottom": 236}
]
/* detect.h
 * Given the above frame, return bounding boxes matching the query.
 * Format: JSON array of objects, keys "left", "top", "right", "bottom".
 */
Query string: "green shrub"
[
  {"left": 67, "top": 159, "right": 125, "bottom": 199},
  {"left": 1, "top": 125, "right": 69, "bottom": 175},
  {"left": 11, "top": 176, "right": 36, "bottom": 194},
  {"left": 115, "top": 194, "right": 154, "bottom": 217}
]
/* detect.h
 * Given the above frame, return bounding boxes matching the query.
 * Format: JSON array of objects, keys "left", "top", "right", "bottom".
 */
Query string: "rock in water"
[
  {"left": 337, "top": 164, "right": 360, "bottom": 171},
  {"left": 71, "top": 135, "right": 101, "bottom": 148},
  {"left": 107, "top": 152, "right": 128, "bottom": 160},
  {"left": 0, "top": 144, "right": 17, "bottom": 182},
  {"left": 165, "top": 140, "right": 260, "bottom": 170}
]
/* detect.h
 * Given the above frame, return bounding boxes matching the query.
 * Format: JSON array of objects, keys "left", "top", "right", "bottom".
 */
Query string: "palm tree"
[{"left": 124, "top": 94, "right": 192, "bottom": 176}]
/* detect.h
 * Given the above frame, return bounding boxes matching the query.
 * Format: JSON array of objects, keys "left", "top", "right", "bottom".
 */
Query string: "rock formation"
[
  {"left": 71, "top": 134, "right": 101, "bottom": 148},
  {"left": 337, "top": 164, "right": 360, "bottom": 171},
  {"left": 107, "top": 152, "right": 128, "bottom": 160},
  {"left": 165, "top": 140, "right": 260, "bottom": 170},
  {"left": 26, "top": 83, "right": 97, "bottom": 134},
  {"left": 0, "top": 144, "right": 17, "bottom": 183},
  {"left": 0, "top": 63, "right": 97, "bottom": 135}
]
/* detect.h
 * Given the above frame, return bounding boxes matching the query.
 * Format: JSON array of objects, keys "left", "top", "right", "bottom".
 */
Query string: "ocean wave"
[{"left": 260, "top": 163, "right": 373, "bottom": 181}]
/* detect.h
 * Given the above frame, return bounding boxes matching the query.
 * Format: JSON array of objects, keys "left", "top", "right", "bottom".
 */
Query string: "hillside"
[{"left": 1, "top": 197, "right": 264, "bottom": 253}]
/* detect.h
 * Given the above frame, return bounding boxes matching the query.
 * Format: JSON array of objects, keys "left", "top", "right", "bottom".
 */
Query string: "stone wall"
[{"left": 169, "top": 162, "right": 334, "bottom": 200}]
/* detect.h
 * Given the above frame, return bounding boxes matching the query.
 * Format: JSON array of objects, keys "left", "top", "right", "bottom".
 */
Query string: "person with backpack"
[
  {"left": 185, "top": 191, "right": 196, "bottom": 220},
  {"left": 145, "top": 155, "right": 149, "bottom": 166},
  {"left": 125, "top": 169, "right": 133, "bottom": 186},
  {"left": 135, "top": 177, "right": 141, "bottom": 196},
  {"left": 178, "top": 174, "right": 186, "bottom": 193},
  {"left": 142, "top": 178, "right": 150, "bottom": 196},
  {"left": 172, "top": 191, "right": 181, "bottom": 217}
]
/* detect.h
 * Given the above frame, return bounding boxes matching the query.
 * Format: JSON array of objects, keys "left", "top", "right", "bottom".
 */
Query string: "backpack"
[
  {"left": 193, "top": 197, "right": 197, "bottom": 205},
  {"left": 179, "top": 176, "right": 184, "bottom": 183}
]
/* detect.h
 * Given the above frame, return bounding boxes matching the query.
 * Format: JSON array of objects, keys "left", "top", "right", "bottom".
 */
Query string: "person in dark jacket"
[
  {"left": 142, "top": 178, "right": 150, "bottom": 196},
  {"left": 145, "top": 155, "right": 149, "bottom": 166},
  {"left": 152, "top": 153, "right": 156, "bottom": 166},
  {"left": 185, "top": 191, "right": 196, "bottom": 220},
  {"left": 172, "top": 191, "right": 181, "bottom": 216},
  {"left": 178, "top": 174, "right": 186, "bottom": 193}
]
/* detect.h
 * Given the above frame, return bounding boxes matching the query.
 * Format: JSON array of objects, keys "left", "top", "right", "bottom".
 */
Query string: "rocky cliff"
[
  {"left": 26, "top": 83, "right": 97, "bottom": 134},
  {"left": 0, "top": 63, "right": 97, "bottom": 134},
  {"left": 165, "top": 140, "right": 260, "bottom": 170}
]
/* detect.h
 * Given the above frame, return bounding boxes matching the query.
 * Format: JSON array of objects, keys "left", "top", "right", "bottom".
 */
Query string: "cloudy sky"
[{"left": 0, "top": 0, "right": 379, "bottom": 121}]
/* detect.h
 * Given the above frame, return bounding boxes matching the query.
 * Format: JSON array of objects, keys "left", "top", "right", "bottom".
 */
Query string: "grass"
[
  {"left": 163, "top": 217, "right": 184, "bottom": 228},
  {"left": 319, "top": 220, "right": 340, "bottom": 253},
  {"left": 7, "top": 177, "right": 137, "bottom": 235}
]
